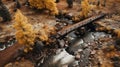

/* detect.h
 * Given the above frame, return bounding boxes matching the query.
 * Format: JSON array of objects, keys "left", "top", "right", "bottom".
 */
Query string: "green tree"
[{"left": 0, "top": 0, "right": 11, "bottom": 22}]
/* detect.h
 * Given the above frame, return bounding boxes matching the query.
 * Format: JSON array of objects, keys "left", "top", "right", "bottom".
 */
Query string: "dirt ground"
[{"left": 0, "top": 0, "right": 120, "bottom": 67}]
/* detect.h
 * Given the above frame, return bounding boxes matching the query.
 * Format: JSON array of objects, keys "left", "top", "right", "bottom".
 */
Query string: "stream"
[{"left": 39, "top": 32, "right": 112, "bottom": 67}]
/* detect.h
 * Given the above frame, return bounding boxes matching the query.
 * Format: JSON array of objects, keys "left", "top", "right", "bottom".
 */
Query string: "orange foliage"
[
  {"left": 37, "top": 24, "right": 56, "bottom": 43},
  {"left": 28, "top": 0, "right": 58, "bottom": 15},
  {"left": 80, "top": 0, "right": 91, "bottom": 18}
]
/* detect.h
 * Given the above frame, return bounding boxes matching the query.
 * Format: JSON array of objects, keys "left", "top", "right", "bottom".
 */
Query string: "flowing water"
[{"left": 40, "top": 32, "right": 112, "bottom": 67}]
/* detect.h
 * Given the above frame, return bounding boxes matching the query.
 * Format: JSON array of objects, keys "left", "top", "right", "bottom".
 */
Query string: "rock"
[
  {"left": 93, "top": 32, "right": 106, "bottom": 40},
  {"left": 75, "top": 54, "right": 81, "bottom": 60},
  {"left": 42, "top": 49, "right": 75, "bottom": 67},
  {"left": 0, "top": 44, "right": 6, "bottom": 51},
  {"left": 62, "top": 65, "right": 68, "bottom": 67},
  {"left": 83, "top": 32, "right": 95, "bottom": 43},
  {"left": 58, "top": 39, "right": 65, "bottom": 48},
  {"left": 77, "top": 49, "right": 83, "bottom": 53},
  {"left": 66, "top": 38, "right": 84, "bottom": 55},
  {"left": 91, "top": 50, "right": 96, "bottom": 55}
]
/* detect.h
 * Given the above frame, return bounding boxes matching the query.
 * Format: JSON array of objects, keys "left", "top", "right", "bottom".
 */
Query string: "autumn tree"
[
  {"left": 72, "top": 0, "right": 91, "bottom": 22},
  {"left": 35, "top": 23, "right": 56, "bottom": 45},
  {"left": 28, "top": 0, "right": 58, "bottom": 15},
  {"left": 80, "top": 0, "right": 91, "bottom": 18},
  {"left": 14, "top": 10, "right": 36, "bottom": 52}
]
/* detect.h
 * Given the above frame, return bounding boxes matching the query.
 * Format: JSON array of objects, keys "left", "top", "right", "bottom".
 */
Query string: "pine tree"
[
  {"left": 66, "top": 0, "right": 73, "bottom": 8},
  {"left": 15, "top": 0, "right": 21, "bottom": 9},
  {"left": 0, "top": 0, "right": 11, "bottom": 22},
  {"left": 13, "top": 0, "right": 21, "bottom": 12}
]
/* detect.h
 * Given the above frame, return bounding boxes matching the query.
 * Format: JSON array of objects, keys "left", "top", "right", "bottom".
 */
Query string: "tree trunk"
[{"left": 0, "top": 43, "right": 23, "bottom": 67}]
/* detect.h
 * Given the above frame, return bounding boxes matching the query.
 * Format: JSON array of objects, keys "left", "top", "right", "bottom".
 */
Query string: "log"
[
  {"left": 57, "top": 13, "right": 106, "bottom": 38},
  {"left": 0, "top": 43, "right": 23, "bottom": 67}
]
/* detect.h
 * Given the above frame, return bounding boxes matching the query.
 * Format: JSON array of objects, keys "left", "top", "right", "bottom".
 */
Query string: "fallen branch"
[
  {"left": 0, "top": 43, "right": 23, "bottom": 67},
  {"left": 57, "top": 13, "right": 106, "bottom": 38}
]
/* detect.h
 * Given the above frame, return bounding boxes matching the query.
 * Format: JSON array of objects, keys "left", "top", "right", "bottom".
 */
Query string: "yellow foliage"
[
  {"left": 28, "top": 0, "right": 58, "bottom": 15},
  {"left": 37, "top": 24, "right": 56, "bottom": 43},
  {"left": 80, "top": 0, "right": 91, "bottom": 18},
  {"left": 114, "top": 29, "right": 120, "bottom": 38},
  {"left": 14, "top": 10, "right": 36, "bottom": 53}
]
